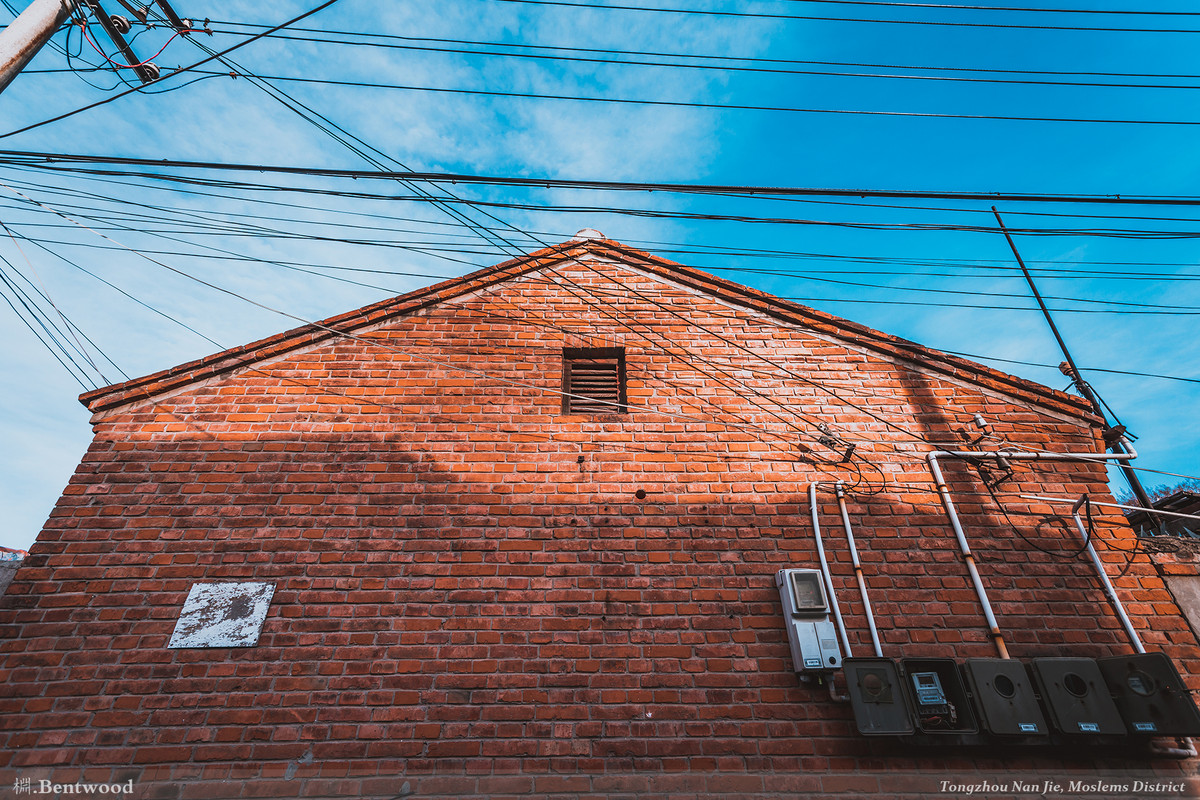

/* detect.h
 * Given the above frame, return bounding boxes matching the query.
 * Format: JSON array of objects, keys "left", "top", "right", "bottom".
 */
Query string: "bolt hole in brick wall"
[{"left": 0, "top": 240, "right": 1197, "bottom": 798}]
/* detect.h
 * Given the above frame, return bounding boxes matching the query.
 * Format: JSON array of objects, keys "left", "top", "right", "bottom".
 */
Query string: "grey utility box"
[
  {"left": 1029, "top": 658, "right": 1126, "bottom": 736},
  {"left": 962, "top": 658, "right": 1048, "bottom": 737},
  {"left": 775, "top": 568, "right": 841, "bottom": 672},
  {"left": 1098, "top": 652, "right": 1200, "bottom": 736},
  {"left": 844, "top": 657, "right": 914, "bottom": 735}
]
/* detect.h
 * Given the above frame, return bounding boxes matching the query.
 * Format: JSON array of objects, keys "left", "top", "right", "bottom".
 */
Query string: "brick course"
[{"left": 0, "top": 240, "right": 1195, "bottom": 797}]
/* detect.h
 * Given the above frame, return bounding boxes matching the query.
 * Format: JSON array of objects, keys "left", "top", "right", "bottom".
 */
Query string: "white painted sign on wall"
[{"left": 168, "top": 582, "right": 275, "bottom": 648}]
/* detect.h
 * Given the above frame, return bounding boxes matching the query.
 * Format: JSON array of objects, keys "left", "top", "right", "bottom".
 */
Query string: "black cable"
[
  {"left": 2, "top": 160, "right": 1152, "bottom": 482},
  {"left": 780, "top": 0, "right": 1200, "bottom": 16},
  {"left": 0, "top": 168, "right": 501, "bottom": 270},
  {"left": 12, "top": 150, "right": 1200, "bottom": 207},
  {"left": 0, "top": 188, "right": 522, "bottom": 258},
  {"left": 0, "top": 194, "right": 495, "bottom": 271},
  {"left": 74, "top": 69, "right": 1200, "bottom": 128},
  {"left": 13, "top": 187, "right": 1200, "bottom": 241},
  {"left": 982, "top": 476, "right": 1092, "bottom": 560},
  {"left": 17, "top": 162, "right": 1200, "bottom": 244},
  {"left": 14, "top": 228, "right": 248, "bottom": 349},
  {"left": 70, "top": 4, "right": 590, "bottom": 320},
  {"left": 489, "top": 0, "right": 1200, "bottom": 34},
  {"left": 7, "top": 184, "right": 1200, "bottom": 315},
  {"left": 12, "top": 179, "right": 1200, "bottom": 281},
  {"left": 936, "top": 349, "right": 1200, "bottom": 387},
  {"left": 141, "top": 73, "right": 226, "bottom": 94},
  {"left": 4, "top": 160, "right": 1195, "bottom": 419},
  {"left": 4, "top": 168, "right": 1199, "bottom": 384},
  {"left": 1092, "top": 389, "right": 1129, "bottom": 430},
  {"left": 182, "top": 45, "right": 532, "bottom": 263},
  {"left": 0, "top": 260, "right": 92, "bottom": 388},
  {"left": 772, "top": 271, "right": 1200, "bottom": 312},
  {"left": 210, "top": 20, "right": 1200, "bottom": 82},
  {"left": 11, "top": 166, "right": 1200, "bottom": 279},
  {"left": 775, "top": 293, "right": 1200, "bottom": 315},
  {"left": 61, "top": 17, "right": 127, "bottom": 91},
  {"left": 0, "top": 224, "right": 121, "bottom": 380},
  {"left": 153, "top": 6, "right": 527, "bottom": 260},
  {"left": 198, "top": 25, "right": 1200, "bottom": 92},
  {"left": 0, "top": 249, "right": 99, "bottom": 379},
  {"left": 35, "top": 187, "right": 1200, "bottom": 291},
  {"left": 727, "top": 191, "right": 1200, "bottom": 227},
  {"left": 0, "top": 163, "right": 547, "bottom": 254},
  {"left": 0, "top": 282, "right": 89, "bottom": 389}
]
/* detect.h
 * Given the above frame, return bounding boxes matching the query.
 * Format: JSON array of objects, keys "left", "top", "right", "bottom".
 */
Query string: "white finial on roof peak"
[{"left": 571, "top": 228, "right": 604, "bottom": 242}]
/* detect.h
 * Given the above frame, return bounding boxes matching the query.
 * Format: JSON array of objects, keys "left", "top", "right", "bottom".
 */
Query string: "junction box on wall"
[{"left": 839, "top": 653, "right": 1200, "bottom": 751}]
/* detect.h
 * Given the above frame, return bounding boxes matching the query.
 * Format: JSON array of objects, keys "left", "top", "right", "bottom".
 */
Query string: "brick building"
[{"left": 1, "top": 235, "right": 1197, "bottom": 798}]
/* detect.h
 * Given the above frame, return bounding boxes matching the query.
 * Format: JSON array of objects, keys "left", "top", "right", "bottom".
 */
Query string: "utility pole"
[
  {"left": 991, "top": 207, "right": 1159, "bottom": 516},
  {"left": 0, "top": 0, "right": 169, "bottom": 95},
  {"left": 0, "top": 0, "right": 77, "bottom": 95}
]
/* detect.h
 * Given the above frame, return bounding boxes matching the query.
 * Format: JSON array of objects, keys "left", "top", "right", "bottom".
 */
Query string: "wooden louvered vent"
[{"left": 562, "top": 347, "right": 627, "bottom": 414}]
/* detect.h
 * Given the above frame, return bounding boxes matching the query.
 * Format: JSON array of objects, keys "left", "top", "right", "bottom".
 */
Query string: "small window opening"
[{"left": 562, "top": 347, "right": 626, "bottom": 414}]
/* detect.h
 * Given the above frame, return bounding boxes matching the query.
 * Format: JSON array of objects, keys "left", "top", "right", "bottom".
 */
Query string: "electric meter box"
[
  {"left": 1029, "top": 658, "right": 1126, "bottom": 736},
  {"left": 961, "top": 658, "right": 1048, "bottom": 737},
  {"left": 774, "top": 568, "right": 841, "bottom": 672},
  {"left": 899, "top": 658, "right": 978, "bottom": 735},
  {"left": 1097, "top": 652, "right": 1200, "bottom": 736},
  {"left": 844, "top": 657, "right": 914, "bottom": 735}
]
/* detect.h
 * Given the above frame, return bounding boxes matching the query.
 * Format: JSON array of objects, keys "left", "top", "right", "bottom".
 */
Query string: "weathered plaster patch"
[{"left": 168, "top": 582, "right": 275, "bottom": 648}]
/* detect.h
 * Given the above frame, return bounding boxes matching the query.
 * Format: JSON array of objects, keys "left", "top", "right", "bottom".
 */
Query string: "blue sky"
[{"left": 0, "top": 0, "right": 1198, "bottom": 550}]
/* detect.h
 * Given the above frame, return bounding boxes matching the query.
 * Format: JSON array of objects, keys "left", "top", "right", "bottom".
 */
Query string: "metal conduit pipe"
[
  {"left": 927, "top": 453, "right": 1010, "bottom": 659},
  {"left": 835, "top": 481, "right": 882, "bottom": 659},
  {"left": 930, "top": 446, "right": 1137, "bottom": 464},
  {"left": 925, "top": 441, "right": 1138, "bottom": 661},
  {"left": 808, "top": 483, "right": 852, "bottom": 660},
  {"left": 1021, "top": 494, "right": 1200, "bottom": 523},
  {"left": 1071, "top": 496, "right": 1146, "bottom": 654}
]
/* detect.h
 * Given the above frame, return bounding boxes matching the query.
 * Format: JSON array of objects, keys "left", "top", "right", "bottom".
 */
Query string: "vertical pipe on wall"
[
  {"left": 835, "top": 481, "right": 882, "bottom": 658},
  {"left": 926, "top": 454, "right": 1011, "bottom": 659},
  {"left": 1071, "top": 496, "right": 1145, "bottom": 654},
  {"left": 809, "top": 483, "right": 852, "bottom": 659},
  {"left": 924, "top": 445, "right": 1141, "bottom": 660}
]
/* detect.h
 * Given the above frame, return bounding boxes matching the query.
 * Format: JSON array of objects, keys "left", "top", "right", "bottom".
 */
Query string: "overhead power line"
[
  {"left": 9, "top": 164, "right": 1200, "bottom": 275},
  {"left": 4, "top": 180, "right": 1196, "bottom": 402},
  {"left": 9, "top": 185, "right": 864, "bottom": 459},
  {"left": 491, "top": 0, "right": 1200, "bottom": 34},
  {"left": 209, "top": 22, "right": 1200, "bottom": 83},
  {"left": 200, "top": 23, "right": 1200, "bottom": 91},
  {"left": 11, "top": 180, "right": 1197, "bottom": 381},
  {"left": 11, "top": 166, "right": 1200, "bottom": 277},
  {"left": 939, "top": 349, "right": 1200, "bottom": 386},
  {"left": 10, "top": 181, "right": 1200, "bottom": 284},
  {"left": 780, "top": 0, "right": 1200, "bottom": 15},
  {"left": 75, "top": 69, "right": 1200, "bottom": 127},
  {"left": 11, "top": 195, "right": 1200, "bottom": 240},
  {"left": 157, "top": 8, "right": 541, "bottom": 270},
  {"left": 7, "top": 150, "right": 1200, "bottom": 207}
]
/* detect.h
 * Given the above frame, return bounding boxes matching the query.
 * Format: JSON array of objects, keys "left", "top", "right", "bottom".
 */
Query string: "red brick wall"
[{"left": 1, "top": 258, "right": 1196, "bottom": 797}]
